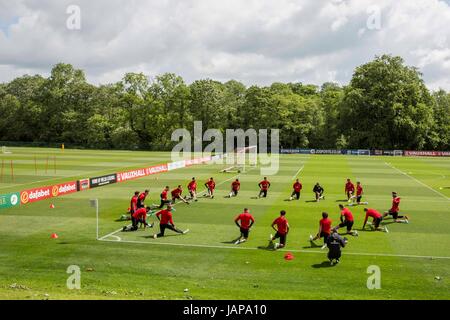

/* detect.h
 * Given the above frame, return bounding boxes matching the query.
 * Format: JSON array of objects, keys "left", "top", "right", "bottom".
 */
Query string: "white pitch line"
[
  {"left": 292, "top": 165, "right": 304, "bottom": 180},
  {"left": 99, "top": 168, "right": 257, "bottom": 241},
  {"left": 98, "top": 238, "right": 450, "bottom": 260},
  {"left": 384, "top": 162, "right": 450, "bottom": 201}
]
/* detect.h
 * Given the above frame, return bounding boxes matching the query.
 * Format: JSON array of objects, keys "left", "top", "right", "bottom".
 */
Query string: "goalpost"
[
  {"left": 1, "top": 146, "right": 12, "bottom": 154},
  {"left": 221, "top": 145, "right": 258, "bottom": 173}
]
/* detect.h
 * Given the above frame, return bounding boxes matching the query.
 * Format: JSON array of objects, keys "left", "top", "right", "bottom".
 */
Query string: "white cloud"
[{"left": 0, "top": 0, "right": 449, "bottom": 90}]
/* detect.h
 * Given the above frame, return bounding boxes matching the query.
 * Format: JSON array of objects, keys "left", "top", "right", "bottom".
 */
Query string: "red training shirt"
[
  {"left": 132, "top": 207, "right": 147, "bottom": 220},
  {"left": 341, "top": 207, "right": 354, "bottom": 222},
  {"left": 156, "top": 209, "right": 174, "bottom": 225},
  {"left": 390, "top": 197, "right": 401, "bottom": 212},
  {"left": 366, "top": 208, "right": 382, "bottom": 219},
  {"left": 259, "top": 180, "right": 270, "bottom": 190},
  {"left": 273, "top": 216, "right": 288, "bottom": 235},
  {"left": 293, "top": 182, "right": 302, "bottom": 192},
  {"left": 345, "top": 182, "right": 355, "bottom": 192},
  {"left": 320, "top": 218, "right": 332, "bottom": 235},
  {"left": 235, "top": 212, "right": 255, "bottom": 230}
]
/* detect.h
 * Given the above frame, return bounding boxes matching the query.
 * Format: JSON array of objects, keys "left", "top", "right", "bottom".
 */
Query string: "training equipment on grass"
[{"left": 50, "top": 233, "right": 58, "bottom": 239}]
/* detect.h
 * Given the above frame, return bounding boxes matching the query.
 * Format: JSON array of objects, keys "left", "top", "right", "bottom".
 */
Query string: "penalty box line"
[
  {"left": 98, "top": 168, "right": 259, "bottom": 241},
  {"left": 98, "top": 238, "right": 450, "bottom": 260},
  {"left": 384, "top": 162, "right": 450, "bottom": 201}
]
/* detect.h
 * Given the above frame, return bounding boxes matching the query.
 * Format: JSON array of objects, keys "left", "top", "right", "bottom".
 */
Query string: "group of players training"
[{"left": 123, "top": 177, "right": 409, "bottom": 265}]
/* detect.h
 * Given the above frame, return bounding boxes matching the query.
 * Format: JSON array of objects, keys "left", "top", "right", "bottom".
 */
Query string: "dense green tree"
[
  {"left": 0, "top": 57, "right": 448, "bottom": 151},
  {"left": 341, "top": 55, "right": 434, "bottom": 149}
]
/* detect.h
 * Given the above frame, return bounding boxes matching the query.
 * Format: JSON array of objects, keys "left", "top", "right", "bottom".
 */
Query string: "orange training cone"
[
  {"left": 50, "top": 233, "right": 58, "bottom": 239},
  {"left": 50, "top": 204, "right": 55, "bottom": 209}
]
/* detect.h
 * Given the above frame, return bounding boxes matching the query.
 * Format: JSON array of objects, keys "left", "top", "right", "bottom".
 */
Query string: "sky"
[{"left": 0, "top": 0, "right": 449, "bottom": 90}]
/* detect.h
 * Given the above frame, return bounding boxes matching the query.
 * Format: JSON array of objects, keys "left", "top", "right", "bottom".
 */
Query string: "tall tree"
[{"left": 341, "top": 55, "right": 434, "bottom": 149}]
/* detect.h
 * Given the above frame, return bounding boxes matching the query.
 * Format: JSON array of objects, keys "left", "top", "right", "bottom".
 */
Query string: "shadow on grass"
[
  {"left": 312, "top": 261, "right": 335, "bottom": 269},
  {"left": 222, "top": 237, "right": 241, "bottom": 244},
  {"left": 335, "top": 199, "right": 348, "bottom": 202},
  {"left": 303, "top": 241, "right": 323, "bottom": 249},
  {"left": 257, "top": 243, "right": 277, "bottom": 251},
  {"left": 305, "top": 200, "right": 318, "bottom": 203}
]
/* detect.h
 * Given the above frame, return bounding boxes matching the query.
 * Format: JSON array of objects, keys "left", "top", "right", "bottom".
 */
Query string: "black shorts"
[
  {"left": 189, "top": 190, "right": 196, "bottom": 197},
  {"left": 131, "top": 217, "right": 140, "bottom": 229},
  {"left": 388, "top": 210, "right": 399, "bottom": 219},
  {"left": 240, "top": 227, "right": 249, "bottom": 238},
  {"left": 373, "top": 217, "right": 382, "bottom": 228},
  {"left": 328, "top": 250, "right": 342, "bottom": 260},
  {"left": 356, "top": 195, "right": 362, "bottom": 203},
  {"left": 320, "top": 231, "right": 330, "bottom": 244},
  {"left": 274, "top": 232, "right": 287, "bottom": 245},
  {"left": 232, "top": 189, "right": 239, "bottom": 196},
  {"left": 339, "top": 220, "right": 354, "bottom": 232},
  {"left": 159, "top": 199, "right": 171, "bottom": 208},
  {"left": 259, "top": 190, "right": 268, "bottom": 197},
  {"left": 347, "top": 191, "right": 353, "bottom": 198},
  {"left": 291, "top": 191, "right": 300, "bottom": 199}
]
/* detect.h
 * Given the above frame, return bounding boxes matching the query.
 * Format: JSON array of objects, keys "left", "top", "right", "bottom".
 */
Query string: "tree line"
[{"left": 0, "top": 55, "right": 448, "bottom": 151}]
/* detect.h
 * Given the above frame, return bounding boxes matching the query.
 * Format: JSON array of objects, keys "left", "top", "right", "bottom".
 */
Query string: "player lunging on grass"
[
  {"left": 153, "top": 204, "right": 189, "bottom": 238},
  {"left": 333, "top": 204, "right": 358, "bottom": 236},
  {"left": 269, "top": 210, "right": 290, "bottom": 249},
  {"left": 205, "top": 178, "right": 216, "bottom": 198},
  {"left": 289, "top": 179, "right": 302, "bottom": 200},
  {"left": 159, "top": 186, "right": 171, "bottom": 208},
  {"left": 345, "top": 178, "right": 355, "bottom": 201},
  {"left": 187, "top": 177, "right": 198, "bottom": 201},
  {"left": 122, "top": 207, "right": 153, "bottom": 232},
  {"left": 383, "top": 192, "right": 409, "bottom": 223},
  {"left": 228, "top": 179, "right": 241, "bottom": 198},
  {"left": 234, "top": 208, "right": 255, "bottom": 244},
  {"left": 258, "top": 177, "right": 271, "bottom": 198},
  {"left": 348, "top": 181, "right": 368, "bottom": 206},
  {"left": 171, "top": 185, "right": 189, "bottom": 205},
  {"left": 137, "top": 189, "right": 149, "bottom": 208},
  {"left": 313, "top": 183, "right": 325, "bottom": 202},
  {"left": 363, "top": 208, "right": 387, "bottom": 232},
  {"left": 310, "top": 212, "right": 332, "bottom": 249}
]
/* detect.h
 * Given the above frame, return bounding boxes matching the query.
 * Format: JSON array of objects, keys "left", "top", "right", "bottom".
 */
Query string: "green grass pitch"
[{"left": 0, "top": 148, "right": 449, "bottom": 299}]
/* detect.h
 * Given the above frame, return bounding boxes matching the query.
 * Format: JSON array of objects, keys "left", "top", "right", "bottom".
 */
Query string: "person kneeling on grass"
[
  {"left": 333, "top": 204, "right": 358, "bottom": 236},
  {"left": 326, "top": 230, "right": 348, "bottom": 265},
  {"left": 269, "top": 210, "right": 290, "bottom": 249},
  {"left": 234, "top": 208, "right": 255, "bottom": 244},
  {"left": 313, "top": 183, "right": 325, "bottom": 201},
  {"left": 153, "top": 205, "right": 189, "bottom": 238},
  {"left": 363, "top": 208, "right": 388, "bottom": 232},
  {"left": 310, "top": 212, "right": 332, "bottom": 250},
  {"left": 123, "top": 207, "right": 153, "bottom": 232},
  {"left": 171, "top": 185, "right": 189, "bottom": 205},
  {"left": 383, "top": 192, "right": 409, "bottom": 223}
]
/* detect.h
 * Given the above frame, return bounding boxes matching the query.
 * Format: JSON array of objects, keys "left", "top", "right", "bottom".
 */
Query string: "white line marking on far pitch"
[
  {"left": 98, "top": 238, "right": 450, "bottom": 260},
  {"left": 384, "top": 162, "right": 450, "bottom": 201},
  {"left": 292, "top": 165, "right": 304, "bottom": 180}
]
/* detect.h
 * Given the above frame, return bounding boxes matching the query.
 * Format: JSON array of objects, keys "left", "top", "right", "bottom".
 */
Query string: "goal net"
[
  {"left": 221, "top": 146, "right": 257, "bottom": 173},
  {"left": 1, "top": 146, "right": 12, "bottom": 154}
]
